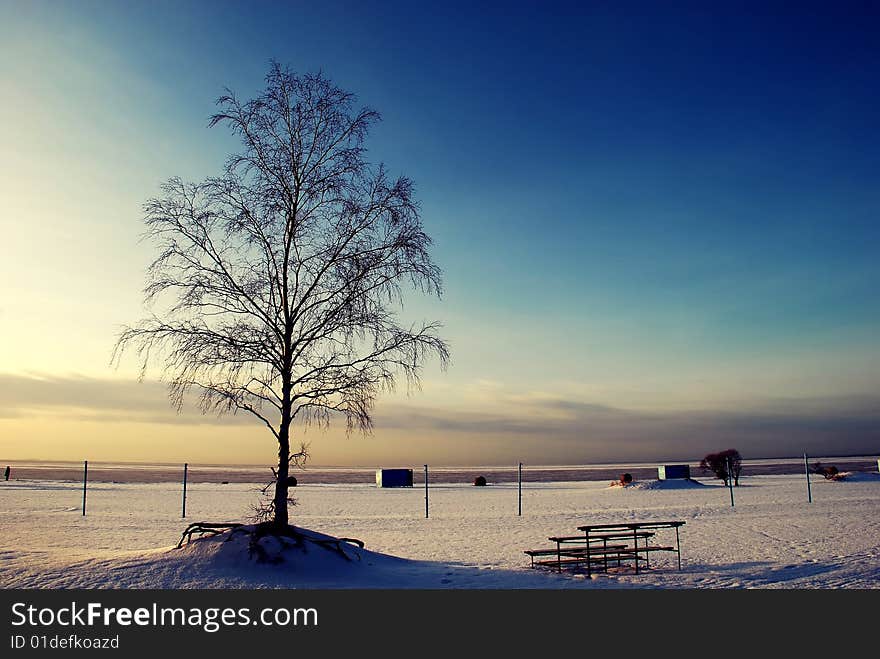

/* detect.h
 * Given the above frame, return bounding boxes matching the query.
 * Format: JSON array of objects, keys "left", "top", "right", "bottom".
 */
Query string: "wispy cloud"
[
  {"left": 374, "top": 394, "right": 880, "bottom": 459},
  {"left": 0, "top": 373, "right": 253, "bottom": 426},
  {"left": 1, "top": 373, "right": 878, "bottom": 459}
]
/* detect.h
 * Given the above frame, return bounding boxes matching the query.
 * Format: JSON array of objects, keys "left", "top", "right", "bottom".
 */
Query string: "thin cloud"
[
  {"left": 2, "top": 373, "right": 878, "bottom": 458},
  {"left": 375, "top": 395, "right": 880, "bottom": 458},
  {"left": 0, "top": 373, "right": 254, "bottom": 426}
]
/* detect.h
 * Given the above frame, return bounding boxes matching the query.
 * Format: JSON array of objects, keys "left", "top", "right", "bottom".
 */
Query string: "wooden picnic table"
[
  {"left": 575, "top": 521, "right": 685, "bottom": 575},
  {"left": 525, "top": 520, "right": 685, "bottom": 575}
]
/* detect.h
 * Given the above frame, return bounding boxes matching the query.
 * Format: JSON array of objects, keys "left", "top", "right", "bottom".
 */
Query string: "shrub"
[{"left": 473, "top": 476, "right": 487, "bottom": 486}]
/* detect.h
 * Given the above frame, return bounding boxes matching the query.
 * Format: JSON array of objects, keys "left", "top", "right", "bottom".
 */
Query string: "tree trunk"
[
  {"left": 274, "top": 349, "right": 293, "bottom": 528},
  {"left": 274, "top": 418, "right": 290, "bottom": 528}
]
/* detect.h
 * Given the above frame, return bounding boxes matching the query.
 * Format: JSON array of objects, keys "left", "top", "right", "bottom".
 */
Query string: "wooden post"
[
  {"left": 518, "top": 462, "right": 523, "bottom": 516},
  {"left": 804, "top": 452, "right": 812, "bottom": 503},
  {"left": 633, "top": 526, "right": 639, "bottom": 574},
  {"left": 182, "top": 463, "right": 188, "bottom": 518},
  {"left": 424, "top": 464, "right": 428, "bottom": 519},
  {"left": 585, "top": 527, "right": 591, "bottom": 577},
  {"left": 82, "top": 460, "right": 88, "bottom": 516},
  {"left": 675, "top": 525, "right": 682, "bottom": 570}
]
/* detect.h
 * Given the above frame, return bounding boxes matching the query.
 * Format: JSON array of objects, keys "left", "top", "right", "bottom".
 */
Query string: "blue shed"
[
  {"left": 376, "top": 468, "right": 414, "bottom": 488},
  {"left": 658, "top": 464, "right": 690, "bottom": 480}
]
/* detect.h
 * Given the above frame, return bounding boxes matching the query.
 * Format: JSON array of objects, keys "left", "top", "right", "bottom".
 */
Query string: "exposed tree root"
[
  {"left": 177, "top": 522, "right": 243, "bottom": 548},
  {"left": 176, "top": 521, "right": 365, "bottom": 564}
]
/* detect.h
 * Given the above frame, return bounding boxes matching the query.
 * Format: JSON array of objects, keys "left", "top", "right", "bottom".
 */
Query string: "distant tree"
[
  {"left": 114, "top": 62, "right": 449, "bottom": 530},
  {"left": 700, "top": 449, "right": 743, "bottom": 486}
]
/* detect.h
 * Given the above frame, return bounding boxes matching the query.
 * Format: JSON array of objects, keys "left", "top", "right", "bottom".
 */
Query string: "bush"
[
  {"left": 473, "top": 476, "right": 487, "bottom": 486},
  {"left": 285, "top": 476, "right": 298, "bottom": 487}
]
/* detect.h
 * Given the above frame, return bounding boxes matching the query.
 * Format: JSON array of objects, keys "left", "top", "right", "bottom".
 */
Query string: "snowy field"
[{"left": 1, "top": 473, "right": 879, "bottom": 588}]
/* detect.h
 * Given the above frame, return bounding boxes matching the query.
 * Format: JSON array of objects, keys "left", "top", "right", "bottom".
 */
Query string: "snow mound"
[
  {"left": 0, "top": 523, "right": 567, "bottom": 589},
  {"left": 623, "top": 478, "right": 708, "bottom": 490},
  {"left": 39, "top": 524, "right": 413, "bottom": 588}
]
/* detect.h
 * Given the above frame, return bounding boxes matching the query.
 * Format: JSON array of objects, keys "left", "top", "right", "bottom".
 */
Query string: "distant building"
[
  {"left": 658, "top": 464, "right": 690, "bottom": 480},
  {"left": 376, "top": 468, "right": 413, "bottom": 488}
]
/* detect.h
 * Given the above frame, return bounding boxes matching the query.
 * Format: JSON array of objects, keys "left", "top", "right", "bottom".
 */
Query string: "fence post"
[
  {"left": 727, "top": 457, "right": 734, "bottom": 507},
  {"left": 424, "top": 464, "right": 428, "bottom": 519},
  {"left": 803, "top": 452, "right": 812, "bottom": 503},
  {"left": 82, "top": 460, "right": 88, "bottom": 516},
  {"left": 182, "top": 463, "right": 188, "bottom": 518},
  {"left": 518, "top": 462, "right": 523, "bottom": 516}
]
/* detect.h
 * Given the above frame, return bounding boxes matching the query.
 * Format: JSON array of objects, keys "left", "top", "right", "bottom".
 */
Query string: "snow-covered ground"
[{"left": 1, "top": 473, "right": 878, "bottom": 588}]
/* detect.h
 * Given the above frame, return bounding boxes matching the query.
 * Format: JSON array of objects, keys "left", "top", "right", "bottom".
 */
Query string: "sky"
[{"left": 0, "top": 1, "right": 878, "bottom": 467}]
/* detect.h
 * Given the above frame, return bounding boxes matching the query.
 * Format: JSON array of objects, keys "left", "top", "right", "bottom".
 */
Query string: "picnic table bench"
[
  {"left": 525, "top": 520, "right": 685, "bottom": 575},
  {"left": 524, "top": 542, "right": 631, "bottom": 570}
]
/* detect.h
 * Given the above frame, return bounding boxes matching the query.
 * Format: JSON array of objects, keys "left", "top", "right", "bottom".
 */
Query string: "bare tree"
[
  {"left": 700, "top": 449, "right": 742, "bottom": 486},
  {"left": 114, "top": 62, "right": 449, "bottom": 529}
]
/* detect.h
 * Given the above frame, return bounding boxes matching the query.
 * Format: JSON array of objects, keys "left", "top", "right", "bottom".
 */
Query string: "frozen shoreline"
[{"left": 2, "top": 456, "right": 877, "bottom": 485}]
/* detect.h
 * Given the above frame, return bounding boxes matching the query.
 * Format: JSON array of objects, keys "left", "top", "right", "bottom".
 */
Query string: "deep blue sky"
[{"left": 1, "top": 1, "right": 878, "bottom": 464}]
